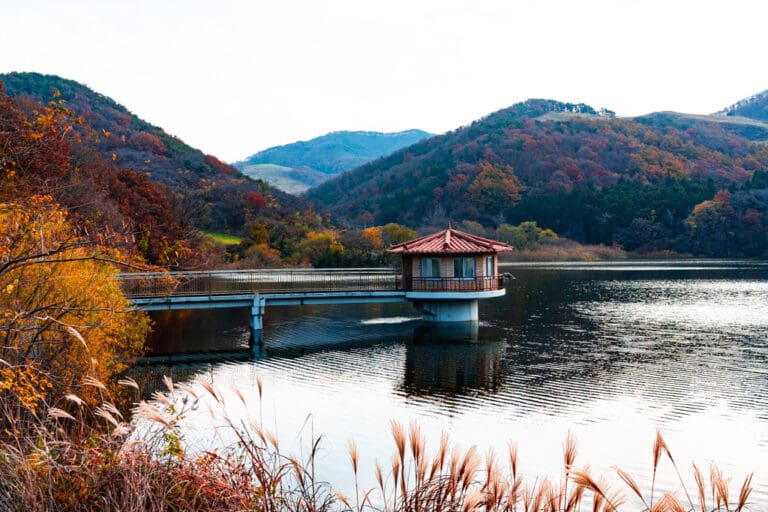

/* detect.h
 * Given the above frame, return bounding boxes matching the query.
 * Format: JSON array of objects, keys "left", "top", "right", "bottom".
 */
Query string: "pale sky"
[{"left": 3, "top": 0, "right": 768, "bottom": 162}]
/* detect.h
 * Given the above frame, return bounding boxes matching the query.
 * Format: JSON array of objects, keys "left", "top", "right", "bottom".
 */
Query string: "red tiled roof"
[{"left": 387, "top": 227, "right": 513, "bottom": 255}]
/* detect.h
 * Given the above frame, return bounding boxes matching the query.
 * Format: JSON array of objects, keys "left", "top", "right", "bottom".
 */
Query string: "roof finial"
[{"left": 447, "top": 221, "right": 452, "bottom": 230}]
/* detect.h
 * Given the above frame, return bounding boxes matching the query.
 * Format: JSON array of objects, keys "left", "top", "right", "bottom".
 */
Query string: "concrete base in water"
[{"left": 414, "top": 299, "right": 479, "bottom": 322}]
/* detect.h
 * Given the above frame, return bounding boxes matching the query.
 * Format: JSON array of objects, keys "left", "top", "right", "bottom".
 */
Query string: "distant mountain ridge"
[
  {"left": 717, "top": 89, "right": 768, "bottom": 123},
  {"left": 234, "top": 129, "right": 432, "bottom": 193}
]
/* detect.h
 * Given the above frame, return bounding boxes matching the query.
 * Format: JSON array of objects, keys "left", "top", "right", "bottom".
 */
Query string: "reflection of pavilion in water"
[
  {"left": 132, "top": 319, "right": 511, "bottom": 400},
  {"left": 402, "top": 323, "right": 508, "bottom": 394}
]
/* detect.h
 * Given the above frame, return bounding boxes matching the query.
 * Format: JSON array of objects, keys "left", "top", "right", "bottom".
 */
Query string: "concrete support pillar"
[
  {"left": 250, "top": 295, "right": 265, "bottom": 346},
  {"left": 250, "top": 329, "right": 263, "bottom": 348},
  {"left": 414, "top": 299, "right": 478, "bottom": 322}
]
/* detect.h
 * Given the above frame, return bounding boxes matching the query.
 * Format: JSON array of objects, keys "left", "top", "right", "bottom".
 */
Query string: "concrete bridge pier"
[
  {"left": 413, "top": 299, "right": 479, "bottom": 322},
  {"left": 250, "top": 296, "right": 265, "bottom": 346},
  {"left": 250, "top": 329, "right": 263, "bottom": 347}
]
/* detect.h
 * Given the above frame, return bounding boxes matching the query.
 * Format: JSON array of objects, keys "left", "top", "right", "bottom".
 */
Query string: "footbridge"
[{"left": 119, "top": 268, "right": 507, "bottom": 343}]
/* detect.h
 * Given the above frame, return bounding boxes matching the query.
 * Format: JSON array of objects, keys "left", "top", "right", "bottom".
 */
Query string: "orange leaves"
[
  {"left": 361, "top": 226, "right": 384, "bottom": 250},
  {"left": 203, "top": 154, "right": 235, "bottom": 174},
  {"left": 295, "top": 229, "right": 345, "bottom": 265},
  {"left": 0, "top": 198, "right": 150, "bottom": 407},
  {"left": 0, "top": 366, "right": 52, "bottom": 414},
  {"left": 468, "top": 160, "right": 523, "bottom": 210},
  {"left": 0, "top": 86, "right": 74, "bottom": 200}
]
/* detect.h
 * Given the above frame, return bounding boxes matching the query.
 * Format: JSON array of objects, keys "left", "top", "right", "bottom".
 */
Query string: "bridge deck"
[
  {"left": 119, "top": 268, "right": 402, "bottom": 299},
  {"left": 129, "top": 290, "right": 409, "bottom": 311},
  {"left": 120, "top": 268, "right": 507, "bottom": 340}
]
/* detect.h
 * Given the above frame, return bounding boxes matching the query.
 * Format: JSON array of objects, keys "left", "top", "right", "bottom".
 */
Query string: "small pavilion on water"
[{"left": 387, "top": 226, "right": 513, "bottom": 321}]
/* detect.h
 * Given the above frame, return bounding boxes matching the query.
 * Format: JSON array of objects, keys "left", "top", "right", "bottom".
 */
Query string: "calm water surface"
[{"left": 133, "top": 260, "right": 768, "bottom": 507}]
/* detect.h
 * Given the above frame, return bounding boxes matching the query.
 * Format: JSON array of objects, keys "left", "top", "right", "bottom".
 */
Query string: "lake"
[{"left": 132, "top": 260, "right": 768, "bottom": 508}]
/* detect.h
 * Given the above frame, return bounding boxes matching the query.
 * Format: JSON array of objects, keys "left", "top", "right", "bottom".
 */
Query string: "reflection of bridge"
[{"left": 120, "top": 268, "right": 507, "bottom": 343}]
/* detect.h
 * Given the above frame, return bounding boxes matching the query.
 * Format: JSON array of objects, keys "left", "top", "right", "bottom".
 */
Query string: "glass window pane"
[
  {"left": 454, "top": 257, "right": 474, "bottom": 278},
  {"left": 464, "top": 257, "right": 475, "bottom": 278},
  {"left": 423, "top": 258, "right": 440, "bottom": 278}
]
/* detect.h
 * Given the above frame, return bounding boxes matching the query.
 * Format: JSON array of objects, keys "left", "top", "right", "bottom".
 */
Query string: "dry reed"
[{"left": 0, "top": 373, "right": 757, "bottom": 512}]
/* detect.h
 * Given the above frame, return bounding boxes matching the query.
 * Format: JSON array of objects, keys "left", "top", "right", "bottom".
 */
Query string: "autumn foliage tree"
[
  {"left": 1, "top": 79, "right": 197, "bottom": 268},
  {"left": 1, "top": 82, "right": 156, "bottom": 433},
  {"left": 468, "top": 161, "right": 523, "bottom": 214},
  {"left": 0, "top": 83, "right": 76, "bottom": 200},
  {"left": 0, "top": 197, "right": 150, "bottom": 432},
  {"left": 495, "top": 221, "right": 557, "bottom": 250},
  {"left": 684, "top": 190, "right": 738, "bottom": 256}
]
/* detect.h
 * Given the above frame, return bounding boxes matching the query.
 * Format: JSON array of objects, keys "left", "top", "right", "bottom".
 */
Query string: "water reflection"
[
  {"left": 132, "top": 261, "right": 768, "bottom": 506},
  {"left": 135, "top": 320, "right": 510, "bottom": 398},
  {"left": 402, "top": 323, "right": 507, "bottom": 394},
  {"left": 147, "top": 308, "right": 252, "bottom": 355}
]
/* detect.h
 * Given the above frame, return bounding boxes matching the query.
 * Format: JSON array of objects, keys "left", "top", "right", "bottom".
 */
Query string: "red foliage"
[
  {"left": 204, "top": 154, "right": 236, "bottom": 175},
  {"left": 246, "top": 191, "right": 267, "bottom": 209},
  {"left": 713, "top": 189, "right": 732, "bottom": 205},
  {"left": 107, "top": 169, "right": 190, "bottom": 262},
  {"left": 0, "top": 84, "right": 74, "bottom": 199},
  {"left": 127, "top": 132, "right": 167, "bottom": 153},
  {"left": 741, "top": 209, "right": 763, "bottom": 230}
]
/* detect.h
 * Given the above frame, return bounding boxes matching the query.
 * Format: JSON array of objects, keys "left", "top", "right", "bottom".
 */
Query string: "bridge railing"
[
  {"left": 406, "top": 276, "right": 505, "bottom": 292},
  {"left": 118, "top": 268, "right": 403, "bottom": 298}
]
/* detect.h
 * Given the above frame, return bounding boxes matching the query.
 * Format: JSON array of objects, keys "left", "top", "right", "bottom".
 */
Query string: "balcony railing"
[{"left": 406, "top": 276, "right": 505, "bottom": 292}]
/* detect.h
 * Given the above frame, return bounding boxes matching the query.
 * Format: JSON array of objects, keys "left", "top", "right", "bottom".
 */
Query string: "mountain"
[
  {"left": 1, "top": 72, "right": 302, "bottom": 235},
  {"left": 307, "top": 98, "right": 768, "bottom": 257},
  {"left": 718, "top": 90, "right": 768, "bottom": 123},
  {"left": 234, "top": 129, "right": 432, "bottom": 193}
]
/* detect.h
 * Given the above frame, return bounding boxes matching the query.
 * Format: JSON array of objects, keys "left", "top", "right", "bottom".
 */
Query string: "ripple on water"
[{"left": 132, "top": 262, "right": 768, "bottom": 507}]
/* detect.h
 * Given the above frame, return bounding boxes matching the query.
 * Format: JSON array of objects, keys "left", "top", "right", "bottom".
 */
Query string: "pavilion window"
[
  {"left": 453, "top": 257, "right": 475, "bottom": 279},
  {"left": 485, "top": 256, "right": 494, "bottom": 277},
  {"left": 421, "top": 257, "right": 441, "bottom": 279}
]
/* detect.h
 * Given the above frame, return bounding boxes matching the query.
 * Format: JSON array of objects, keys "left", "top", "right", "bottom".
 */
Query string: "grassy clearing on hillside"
[
  {"left": 241, "top": 163, "right": 295, "bottom": 175},
  {"left": 240, "top": 163, "right": 329, "bottom": 194},
  {"left": 201, "top": 231, "right": 243, "bottom": 246}
]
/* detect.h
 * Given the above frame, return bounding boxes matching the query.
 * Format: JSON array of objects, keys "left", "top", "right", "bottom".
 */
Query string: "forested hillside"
[
  {"left": 1, "top": 72, "right": 302, "bottom": 235},
  {"left": 235, "top": 129, "right": 431, "bottom": 193},
  {"left": 8, "top": 71, "right": 768, "bottom": 261},
  {"left": 0, "top": 80, "right": 196, "bottom": 266},
  {"left": 308, "top": 99, "right": 768, "bottom": 257},
  {"left": 0, "top": 73, "right": 414, "bottom": 268}
]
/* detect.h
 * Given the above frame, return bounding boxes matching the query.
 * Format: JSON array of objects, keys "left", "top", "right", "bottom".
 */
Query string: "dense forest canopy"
[
  {"left": 0, "top": 79, "right": 193, "bottom": 266},
  {"left": 307, "top": 99, "right": 768, "bottom": 257}
]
